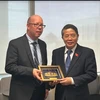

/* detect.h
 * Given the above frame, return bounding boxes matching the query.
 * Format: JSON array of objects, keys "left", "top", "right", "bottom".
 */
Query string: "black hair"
[{"left": 61, "top": 24, "right": 78, "bottom": 37}]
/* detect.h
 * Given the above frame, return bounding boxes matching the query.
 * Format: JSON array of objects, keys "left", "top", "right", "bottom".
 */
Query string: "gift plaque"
[{"left": 38, "top": 65, "right": 64, "bottom": 81}]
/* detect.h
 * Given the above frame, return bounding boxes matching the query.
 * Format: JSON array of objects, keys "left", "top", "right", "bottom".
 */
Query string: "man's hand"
[
  {"left": 59, "top": 77, "right": 72, "bottom": 85},
  {"left": 49, "top": 80, "right": 60, "bottom": 86},
  {"left": 32, "top": 68, "right": 42, "bottom": 81}
]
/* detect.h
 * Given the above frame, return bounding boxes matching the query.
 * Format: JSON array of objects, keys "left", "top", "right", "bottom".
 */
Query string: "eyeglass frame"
[{"left": 28, "top": 23, "right": 46, "bottom": 28}]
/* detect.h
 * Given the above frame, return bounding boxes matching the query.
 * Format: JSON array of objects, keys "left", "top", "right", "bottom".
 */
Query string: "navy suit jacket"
[
  {"left": 52, "top": 44, "right": 97, "bottom": 100},
  {"left": 5, "top": 34, "right": 47, "bottom": 100}
]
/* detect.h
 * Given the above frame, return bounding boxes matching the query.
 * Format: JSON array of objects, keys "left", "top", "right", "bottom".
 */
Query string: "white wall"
[
  {"left": 35, "top": 1, "right": 100, "bottom": 72},
  {"left": 0, "top": 1, "right": 100, "bottom": 74},
  {"left": 0, "top": 1, "right": 8, "bottom": 74},
  {"left": 0, "top": 1, "right": 30, "bottom": 73}
]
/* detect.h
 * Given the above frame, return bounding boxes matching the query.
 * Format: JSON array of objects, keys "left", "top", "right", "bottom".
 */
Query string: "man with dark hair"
[{"left": 50, "top": 24, "right": 97, "bottom": 100}]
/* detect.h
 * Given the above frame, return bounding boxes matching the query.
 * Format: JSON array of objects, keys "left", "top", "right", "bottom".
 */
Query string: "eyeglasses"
[{"left": 28, "top": 23, "right": 46, "bottom": 28}]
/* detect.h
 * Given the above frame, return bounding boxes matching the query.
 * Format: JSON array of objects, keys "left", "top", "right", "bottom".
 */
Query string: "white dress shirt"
[
  {"left": 64, "top": 44, "right": 77, "bottom": 84},
  {"left": 26, "top": 34, "right": 42, "bottom": 65}
]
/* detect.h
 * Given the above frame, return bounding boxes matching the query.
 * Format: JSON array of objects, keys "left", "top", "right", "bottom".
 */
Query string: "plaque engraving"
[{"left": 38, "top": 65, "right": 64, "bottom": 81}]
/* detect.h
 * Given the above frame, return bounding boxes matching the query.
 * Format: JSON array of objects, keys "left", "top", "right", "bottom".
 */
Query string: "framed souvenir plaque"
[{"left": 38, "top": 65, "right": 64, "bottom": 81}]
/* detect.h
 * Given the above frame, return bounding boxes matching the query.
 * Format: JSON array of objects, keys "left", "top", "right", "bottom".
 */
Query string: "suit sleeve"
[
  {"left": 5, "top": 41, "right": 33, "bottom": 77},
  {"left": 51, "top": 50, "right": 56, "bottom": 65},
  {"left": 73, "top": 49, "right": 97, "bottom": 86}
]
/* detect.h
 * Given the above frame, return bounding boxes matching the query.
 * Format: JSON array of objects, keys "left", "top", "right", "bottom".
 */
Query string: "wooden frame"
[{"left": 38, "top": 65, "right": 64, "bottom": 81}]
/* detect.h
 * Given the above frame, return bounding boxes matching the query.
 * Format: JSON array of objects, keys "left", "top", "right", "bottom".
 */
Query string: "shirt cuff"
[{"left": 71, "top": 77, "right": 75, "bottom": 84}]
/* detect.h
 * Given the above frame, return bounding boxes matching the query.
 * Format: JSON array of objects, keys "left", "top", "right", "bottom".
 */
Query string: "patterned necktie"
[
  {"left": 65, "top": 49, "right": 72, "bottom": 72},
  {"left": 32, "top": 42, "right": 42, "bottom": 85},
  {"left": 32, "top": 42, "right": 39, "bottom": 68}
]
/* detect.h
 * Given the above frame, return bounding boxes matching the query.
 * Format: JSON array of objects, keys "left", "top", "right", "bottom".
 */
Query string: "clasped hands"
[{"left": 32, "top": 68, "right": 72, "bottom": 86}]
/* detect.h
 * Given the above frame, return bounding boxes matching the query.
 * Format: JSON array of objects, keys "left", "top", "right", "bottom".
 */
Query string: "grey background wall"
[{"left": 0, "top": 1, "right": 100, "bottom": 74}]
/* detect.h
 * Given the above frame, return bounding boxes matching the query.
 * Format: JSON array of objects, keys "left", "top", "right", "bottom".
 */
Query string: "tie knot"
[
  {"left": 67, "top": 49, "right": 72, "bottom": 55},
  {"left": 32, "top": 41, "right": 37, "bottom": 46}
]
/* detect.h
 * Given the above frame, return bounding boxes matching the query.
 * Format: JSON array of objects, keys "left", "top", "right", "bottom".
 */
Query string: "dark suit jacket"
[
  {"left": 5, "top": 34, "right": 47, "bottom": 100},
  {"left": 52, "top": 44, "right": 97, "bottom": 100}
]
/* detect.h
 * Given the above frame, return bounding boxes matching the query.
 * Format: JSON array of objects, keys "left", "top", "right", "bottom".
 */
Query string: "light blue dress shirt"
[{"left": 26, "top": 34, "right": 42, "bottom": 65}]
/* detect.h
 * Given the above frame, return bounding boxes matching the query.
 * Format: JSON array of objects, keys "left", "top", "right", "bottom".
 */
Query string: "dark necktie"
[
  {"left": 65, "top": 49, "right": 72, "bottom": 72},
  {"left": 32, "top": 42, "right": 42, "bottom": 85},
  {"left": 32, "top": 42, "right": 39, "bottom": 68}
]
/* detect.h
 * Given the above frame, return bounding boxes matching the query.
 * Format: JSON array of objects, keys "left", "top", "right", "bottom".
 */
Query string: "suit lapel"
[
  {"left": 67, "top": 45, "right": 82, "bottom": 75},
  {"left": 59, "top": 47, "right": 67, "bottom": 77},
  {"left": 38, "top": 40, "right": 44, "bottom": 64},
  {"left": 38, "top": 39, "right": 48, "bottom": 65},
  {"left": 22, "top": 35, "right": 34, "bottom": 67}
]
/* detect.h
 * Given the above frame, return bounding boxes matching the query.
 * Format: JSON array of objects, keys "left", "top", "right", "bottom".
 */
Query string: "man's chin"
[
  {"left": 36, "top": 34, "right": 41, "bottom": 38},
  {"left": 66, "top": 45, "right": 74, "bottom": 49}
]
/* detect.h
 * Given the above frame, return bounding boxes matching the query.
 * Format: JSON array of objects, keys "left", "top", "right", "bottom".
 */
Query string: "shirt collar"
[
  {"left": 26, "top": 34, "right": 38, "bottom": 44},
  {"left": 65, "top": 44, "right": 77, "bottom": 54}
]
